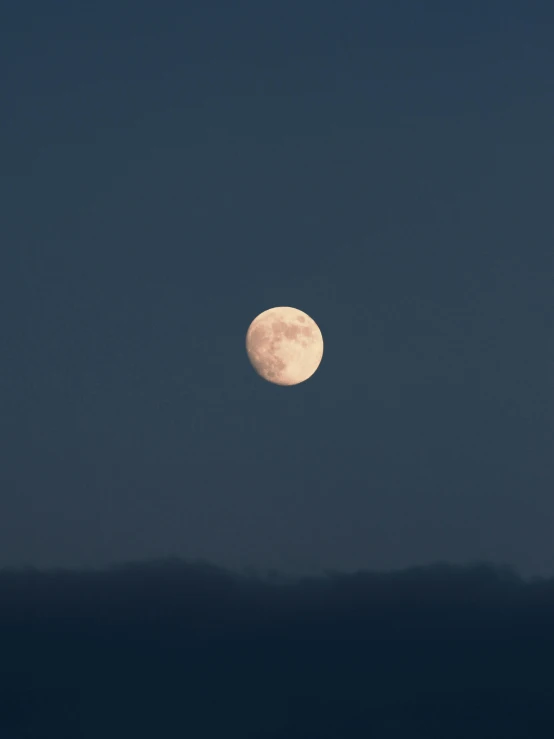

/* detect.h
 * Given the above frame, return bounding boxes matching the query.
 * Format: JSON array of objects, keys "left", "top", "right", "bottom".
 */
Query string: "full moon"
[{"left": 245, "top": 306, "right": 324, "bottom": 386}]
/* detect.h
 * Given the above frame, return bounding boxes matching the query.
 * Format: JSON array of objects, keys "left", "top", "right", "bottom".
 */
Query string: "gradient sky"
[{"left": 1, "top": 1, "right": 553, "bottom": 575}]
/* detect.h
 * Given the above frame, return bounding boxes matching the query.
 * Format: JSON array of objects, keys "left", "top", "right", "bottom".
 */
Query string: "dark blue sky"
[{"left": 1, "top": 1, "right": 552, "bottom": 575}]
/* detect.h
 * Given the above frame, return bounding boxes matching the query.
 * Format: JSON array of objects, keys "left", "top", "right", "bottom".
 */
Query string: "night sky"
[{"left": 1, "top": 1, "right": 553, "bottom": 577}]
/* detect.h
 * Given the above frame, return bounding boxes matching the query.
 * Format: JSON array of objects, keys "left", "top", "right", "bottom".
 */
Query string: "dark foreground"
[{"left": 1, "top": 560, "right": 553, "bottom": 737}]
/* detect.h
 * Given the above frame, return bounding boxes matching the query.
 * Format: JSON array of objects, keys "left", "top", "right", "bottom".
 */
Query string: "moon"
[{"left": 245, "top": 306, "right": 324, "bottom": 386}]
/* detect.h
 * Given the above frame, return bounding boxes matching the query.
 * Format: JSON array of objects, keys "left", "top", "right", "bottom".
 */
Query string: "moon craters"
[{"left": 245, "top": 307, "right": 323, "bottom": 386}]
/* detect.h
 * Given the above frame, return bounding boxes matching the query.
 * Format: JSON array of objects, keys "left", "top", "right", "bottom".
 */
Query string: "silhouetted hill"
[{"left": 1, "top": 559, "right": 553, "bottom": 737}]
